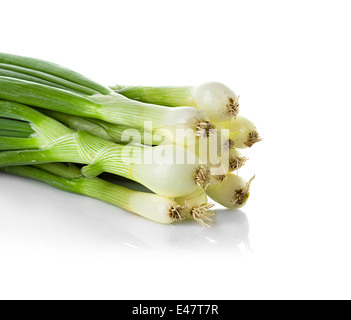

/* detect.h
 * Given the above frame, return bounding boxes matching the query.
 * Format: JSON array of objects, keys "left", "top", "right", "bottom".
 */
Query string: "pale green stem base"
[{"left": 111, "top": 85, "right": 194, "bottom": 107}]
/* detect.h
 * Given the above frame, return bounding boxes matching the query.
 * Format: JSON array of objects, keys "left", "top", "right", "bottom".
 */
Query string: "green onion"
[
  {"left": 43, "top": 111, "right": 244, "bottom": 182},
  {"left": 0, "top": 65, "right": 70, "bottom": 92},
  {"left": 0, "top": 54, "right": 214, "bottom": 145},
  {"left": 1, "top": 164, "right": 184, "bottom": 224},
  {"left": 0, "top": 52, "right": 108, "bottom": 95},
  {"left": 206, "top": 174, "right": 255, "bottom": 209},
  {"left": 99, "top": 175, "right": 215, "bottom": 226},
  {"left": 0, "top": 100, "right": 73, "bottom": 142},
  {"left": 215, "top": 116, "right": 262, "bottom": 149},
  {"left": 111, "top": 82, "right": 240, "bottom": 122},
  {"left": 0, "top": 53, "right": 259, "bottom": 217},
  {"left": 42, "top": 112, "right": 239, "bottom": 176},
  {"left": 229, "top": 148, "right": 248, "bottom": 172},
  {"left": 41, "top": 109, "right": 164, "bottom": 146},
  {"left": 0, "top": 101, "right": 209, "bottom": 198},
  {"left": 0, "top": 76, "right": 212, "bottom": 145}
]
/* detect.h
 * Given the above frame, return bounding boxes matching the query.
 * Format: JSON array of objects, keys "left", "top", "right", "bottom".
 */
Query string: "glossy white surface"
[{"left": 1, "top": 0, "right": 350, "bottom": 300}]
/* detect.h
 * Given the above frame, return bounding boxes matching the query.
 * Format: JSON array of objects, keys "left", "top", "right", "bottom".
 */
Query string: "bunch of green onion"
[{"left": 0, "top": 53, "right": 261, "bottom": 226}]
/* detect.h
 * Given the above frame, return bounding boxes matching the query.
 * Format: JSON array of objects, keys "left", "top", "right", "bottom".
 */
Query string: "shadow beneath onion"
[
  {"left": 81, "top": 201, "right": 250, "bottom": 254},
  {"left": 168, "top": 209, "right": 250, "bottom": 252}
]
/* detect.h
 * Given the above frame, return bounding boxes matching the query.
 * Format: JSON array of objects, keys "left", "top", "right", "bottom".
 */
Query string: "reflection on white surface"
[
  {"left": 85, "top": 206, "right": 250, "bottom": 253},
  {"left": 0, "top": 174, "right": 250, "bottom": 256}
]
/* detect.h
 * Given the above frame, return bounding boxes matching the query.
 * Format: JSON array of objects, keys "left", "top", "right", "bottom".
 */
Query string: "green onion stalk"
[
  {"left": 0, "top": 101, "right": 211, "bottom": 198},
  {"left": 0, "top": 53, "right": 108, "bottom": 95},
  {"left": 215, "top": 116, "right": 262, "bottom": 149},
  {"left": 0, "top": 106, "right": 241, "bottom": 190},
  {"left": 104, "top": 176, "right": 215, "bottom": 227},
  {"left": 40, "top": 109, "right": 164, "bottom": 146},
  {"left": 1, "top": 162, "right": 215, "bottom": 225},
  {"left": 206, "top": 174, "right": 255, "bottom": 209},
  {"left": 0, "top": 164, "right": 184, "bottom": 224},
  {"left": 110, "top": 82, "right": 240, "bottom": 122},
  {"left": 0, "top": 53, "right": 214, "bottom": 145},
  {"left": 38, "top": 110, "right": 245, "bottom": 179}
]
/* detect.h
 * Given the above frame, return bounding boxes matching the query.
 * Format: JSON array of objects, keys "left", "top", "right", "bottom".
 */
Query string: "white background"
[{"left": 0, "top": 0, "right": 350, "bottom": 300}]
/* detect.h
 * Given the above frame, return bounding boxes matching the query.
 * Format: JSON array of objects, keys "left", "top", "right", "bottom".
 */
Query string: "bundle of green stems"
[{"left": 0, "top": 53, "right": 261, "bottom": 226}]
